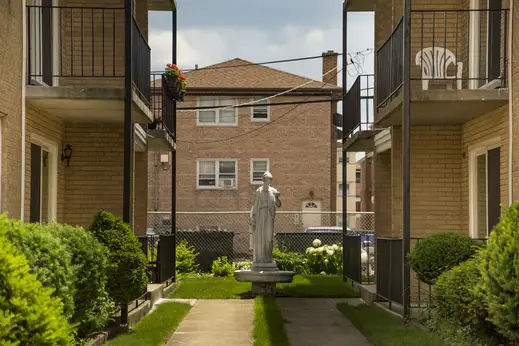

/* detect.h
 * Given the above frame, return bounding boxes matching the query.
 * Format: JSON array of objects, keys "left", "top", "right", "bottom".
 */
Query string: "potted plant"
[
  {"left": 148, "top": 115, "right": 160, "bottom": 130},
  {"left": 164, "top": 63, "right": 187, "bottom": 101}
]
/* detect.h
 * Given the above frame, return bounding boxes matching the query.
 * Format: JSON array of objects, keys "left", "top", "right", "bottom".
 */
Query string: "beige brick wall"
[
  {"left": 149, "top": 95, "right": 333, "bottom": 213},
  {"left": 0, "top": 0, "right": 23, "bottom": 219},
  {"left": 512, "top": 3, "right": 519, "bottom": 200},
  {"left": 374, "top": 151, "right": 392, "bottom": 238},
  {"left": 62, "top": 124, "right": 125, "bottom": 228},
  {"left": 134, "top": 150, "right": 148, "bottom": 235}
]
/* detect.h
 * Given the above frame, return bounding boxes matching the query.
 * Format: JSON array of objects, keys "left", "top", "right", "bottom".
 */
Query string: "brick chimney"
[{"left": 322, "top": 50, "right": 339, "bottom": 85}]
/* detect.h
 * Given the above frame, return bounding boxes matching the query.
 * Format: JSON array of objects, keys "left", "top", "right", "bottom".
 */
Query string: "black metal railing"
[
  {"left": 410, "top": 9, "right": 508, "bottom": 90},
  {"left": 150, "top": 73, "right": 176, "bottom": 139},
  {"left": 132, "top": 17, "right": 151, "bottom": 103},
  {"left": 26, "top": 6, "right": 125, "bottom": 83},
  {"left": 376, "top": 238, "right": 403, "bottom": 306},
  {"left": 343, "top": 74, "right": 374, "bottom": 141},
  {"left": 26, "top": 5, "right": 151, "bottom": 104},
  {"left": 138, "top": 234, "right": 175, "bottom": 284},
  {"left": 376, "top": 18, "right": 404, "bottom": 108}
]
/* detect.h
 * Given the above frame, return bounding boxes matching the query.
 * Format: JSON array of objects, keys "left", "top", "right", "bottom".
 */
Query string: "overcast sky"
[{"left": 148, "top": 1, "right": 374, "bottom": 91}]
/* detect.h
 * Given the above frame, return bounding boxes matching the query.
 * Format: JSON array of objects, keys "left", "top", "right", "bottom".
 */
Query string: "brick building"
[
  {"left": 0, "top": 0, "right": 176, "bottom": 235},
  {"left": 343, "top": 0, "right": 516, "bottom": 306},
  {"left": 148, "top": 53, "right": 342, "bottom": 229}
]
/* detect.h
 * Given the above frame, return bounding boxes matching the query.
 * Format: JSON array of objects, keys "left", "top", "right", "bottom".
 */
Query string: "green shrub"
[
  {"left": 479, "top": 201, "right": 519, "bottom": 340},
  {"left": 433, "top": 254, "right": 501, "bottom": 342},
  {"left": 88, "top": 211, "right": 148, "bottom": 307},
  {"left": 273, "top": 248, "right": 308, "bottom": 274},
  {"left": 176, "top": 240, "right": 199, "bottom": 275},
  {"left": 211, "top": 256, "right": 234, "bottom": 277},
  {"left": 0, "top": 232, "right": 74, "bottom": 345},
  {"left": 407, "top": 232, "right": 480, "bottom": 285},
  {"left": 305, "top": 239, "right": 343, "bottom": 274},
  {"left": 45, "top": 223, "right": 114, "bottom": 338},
  {"left": 0, "top": 219, "right": 75, "bottom": 319}
]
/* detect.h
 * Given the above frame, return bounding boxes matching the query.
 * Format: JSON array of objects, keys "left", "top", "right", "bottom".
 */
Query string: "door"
[
  {"left": 28, "top": 0, "right": 55, "bottom": 85},
  {"left": 470, "top": 143, "right": 501, "bottom": 238},
  {"left": 487, "top": 0, "right": 502, "bottom": 82},
  {"left": 30, "top": 143, "right": 53, "bottom": 223},
  {"left": 30, "top": 144, "right": 42, "bottom": 222},
  {"left": 301, "top": 201, "right": 322, "bottom": 228}
]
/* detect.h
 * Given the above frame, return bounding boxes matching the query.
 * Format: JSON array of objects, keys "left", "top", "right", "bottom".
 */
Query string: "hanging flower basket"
[{"left": 164, "top": 63, "right": 187, "bottom": 101}]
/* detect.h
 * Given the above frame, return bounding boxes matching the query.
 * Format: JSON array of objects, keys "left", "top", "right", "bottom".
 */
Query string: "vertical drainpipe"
[
  {"left": 402, "top": 0, "right": 412, "bottom": 321},
  {"left": 341, "top": 0, "right": 348, "bottom": 282},
  {"left": 21, "top": 0, "right": 27, "bottom": 221},
  {"left": 171, "top": 7, "right": 177, "bottom": 282},
  {"left": 508, "top": 1, "right": 514, "bottom": 205}
]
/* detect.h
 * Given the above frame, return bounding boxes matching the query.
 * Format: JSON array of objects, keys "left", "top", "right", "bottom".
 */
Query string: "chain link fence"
[{"left": 147, "top": 211, "right": 374, "bottom": 276}]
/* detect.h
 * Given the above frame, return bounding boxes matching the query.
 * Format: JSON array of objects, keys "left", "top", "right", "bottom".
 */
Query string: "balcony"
[
  {"left": 375, "top": 9, "right": 509, "bottom": 127},
  {"left": 148, "top": 74, "right": 176, "bottom": 151},
  {"left": 342, "top": 74, "right": 381, "bottom": 152},
  {"left": 25, "top": 5, "right": 152, "bottom": 124}
]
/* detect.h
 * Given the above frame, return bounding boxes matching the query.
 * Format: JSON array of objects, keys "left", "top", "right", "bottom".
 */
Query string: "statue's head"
[{"left": 262, "top": 171, "right": 273, "bottom": 185}]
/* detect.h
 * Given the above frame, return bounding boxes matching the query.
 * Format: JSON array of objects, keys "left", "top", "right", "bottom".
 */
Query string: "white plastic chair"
[{"left": 415, "top": 47, "right": 463, "bottom": 90}]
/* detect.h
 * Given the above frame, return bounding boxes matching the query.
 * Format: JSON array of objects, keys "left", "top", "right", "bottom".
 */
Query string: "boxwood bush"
[
  {"left": 0, "top": 218, "right": 75, "bottom": 319},
  {"left": 479, "top": 201, "right": 519, "bottom": 340},
  {"left": 407, "top": 232, "right": 481, "bottom": 285},
  {"left": 0, "top": 232, "right": 74, "bottom": 345},
  {"left": 45, "top": 223, "right": 114, "bottom": 338},
  {"left": 88, "top": 211, "right": 148, "bottom": 308}
]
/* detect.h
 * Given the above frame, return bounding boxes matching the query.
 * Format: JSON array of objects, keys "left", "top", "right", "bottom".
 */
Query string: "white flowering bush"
[{"left": 305, "top": 240, "right": 343, "bottom": 275}]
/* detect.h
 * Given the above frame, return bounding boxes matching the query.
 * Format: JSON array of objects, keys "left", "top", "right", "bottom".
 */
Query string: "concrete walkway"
[
  {"left": 166, "top": 299, "right": 254, "bottom": 346},
  {"left": 276, "top": 298, "right": 372, "bottom": 346}
]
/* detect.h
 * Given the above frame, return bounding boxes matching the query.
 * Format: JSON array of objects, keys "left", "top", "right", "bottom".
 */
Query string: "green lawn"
[
  {"left": 169, "top": 275, "right": 359, "bottom": 299},
  {"left": 253, "top": 297, "right": 290, "bottom": 346},
  {"left": 105, "top": 302, "right": 191, "bottom": 346},
  {"left": 337, "top": 303, "right": 444, "bottom": 346}
]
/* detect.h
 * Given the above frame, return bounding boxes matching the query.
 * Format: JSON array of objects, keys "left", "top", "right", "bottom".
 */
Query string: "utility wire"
[
  {"left": 150, "top": 48, "right": 373, "bottom": 74},
  {"left": 177, "top": 66, "right": 344, "bottom": 146},
  {"left": 177, "top": 97, "right": 341, "bottom": 111},
  {"left": 177, "top": 65, "right": 340, "bottom": 113}
]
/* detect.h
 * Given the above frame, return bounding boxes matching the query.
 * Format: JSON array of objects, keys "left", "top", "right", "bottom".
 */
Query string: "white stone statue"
[{"left": 249, "top": 172, "right": 281, "bottom": 269}]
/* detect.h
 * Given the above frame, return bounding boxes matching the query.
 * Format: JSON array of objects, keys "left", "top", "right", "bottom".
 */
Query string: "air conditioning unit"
[{"left": 219, "top": 178, "right": 236, "bottom": 188}]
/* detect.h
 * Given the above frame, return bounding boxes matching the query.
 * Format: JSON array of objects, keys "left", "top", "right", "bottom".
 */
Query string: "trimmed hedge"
[
  {"left": 88, "top": 211, "right": 148, "bottom": 307},
  {"left": 0, "top": 231, "right": 74, "bottom": 345},
  {"left": 0, "top": 219, "right": 75, "bottom": 319},
  {"left": 45, "top": 223, "right": 114, "bottom": 338},
  {"left": 407, "top": 232, "right": 480, "bottom": 285},
  {"left": 479, "top": 201, "right": 519, "bottom": 340}
]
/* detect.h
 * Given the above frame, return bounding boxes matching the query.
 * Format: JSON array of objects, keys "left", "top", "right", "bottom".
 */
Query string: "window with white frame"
[
  {"left": 197, "top": 159, "right": 237, "bottom": 189},
  {"left": 197, "top": 96, "right": 237, "bottom": 126},
  {"left": 250, "top": 159, "right": 270, "bottom": 184},
  {"left": 338, "top": 183, "right": 343, "bottom": 196},
  {"left": 251, "top": 97, "right": 269, "bottom": 121}
]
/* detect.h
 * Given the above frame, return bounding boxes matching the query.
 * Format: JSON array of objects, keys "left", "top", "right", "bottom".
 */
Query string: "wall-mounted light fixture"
[
  {"left": 160, "top": 153, "right": 170, "bottom": 171},
  {"left": 61, "top": 144, "right": 73, "bottom": 167}
]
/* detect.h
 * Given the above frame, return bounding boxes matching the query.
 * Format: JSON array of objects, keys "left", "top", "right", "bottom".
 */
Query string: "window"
[
  {"left": 356, "top": 198, "right": 361, "bottom": 212},
  {"left": 251, "top": 97, "right": 270, "bottom": 122},
  {"left": 338, "top": 151, "right": 343, "bottom": 163},
  {"left": 346, "top": 183, "right": 350, "bottom": 196},
  {"left": 197, "top": 159, "right": 238, "bottom": 189},
  {"left": 250, "top": 159, "right": 270, "bottom": 184},
  {"left": 197, "top": 96, "right": 237, "bottom": 126},
  {"left": 469, "top": 138, "right": 501, "bottom": 238},
  {"left": 356, "top": 169, "right": 361, "bottom": 183},
  {"left": 338, "top": 183, "right": 343, "bottom": 196}
]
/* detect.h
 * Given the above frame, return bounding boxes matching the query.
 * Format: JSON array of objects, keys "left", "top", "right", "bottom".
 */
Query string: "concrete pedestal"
[{"left": 234, "top": 264, "right": 295, "bottom": 297}]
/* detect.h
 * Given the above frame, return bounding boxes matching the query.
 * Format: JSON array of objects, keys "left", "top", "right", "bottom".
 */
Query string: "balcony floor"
[
  {"left": 376, "top": 89, "right": 509, "bottom": 126},
  {"left": 343, "top": 129, "right": 382, "bottom": 152},
  {"left": 148, "top": 128, "right": 176, "bottom": 151},
  {"left": 26, "top": 86, "right": 153, "bottom": 124}
]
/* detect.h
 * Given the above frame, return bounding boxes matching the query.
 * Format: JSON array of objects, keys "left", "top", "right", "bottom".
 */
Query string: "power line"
[
  {"left": 177, "top": 97, "right": 341, "bottom": 111},
  {"left": 150, "top": 48, "right": 373, "bottom": 74},
  {"left": 177, "top": 65, "right": 340, "bottom": 113},
  {"left": 177, "top": 66, "right": 344, "bottom": 146}
]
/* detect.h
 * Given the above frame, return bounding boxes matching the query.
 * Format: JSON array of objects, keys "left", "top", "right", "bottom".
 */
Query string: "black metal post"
[
  {"left": 402, "top": 0, "right": 412, "bottom": 321},
  {"left": 122, "top": 0, "right": 133, "bottom": 326},
  {"left": 342, "top": 0, "right": 348, "bottom": 281},
  {"left": 171, "top": 8, "right": 177, "bottom": 282}
]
